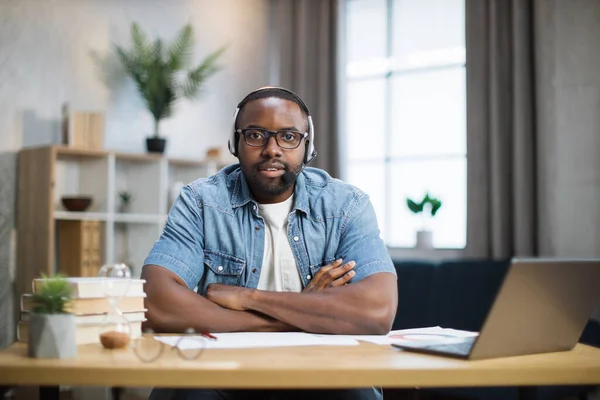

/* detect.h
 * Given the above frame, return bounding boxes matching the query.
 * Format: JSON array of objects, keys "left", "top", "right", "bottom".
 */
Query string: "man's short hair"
[{"left": 234, "top": 87, "right": 310, "bottom": 130}]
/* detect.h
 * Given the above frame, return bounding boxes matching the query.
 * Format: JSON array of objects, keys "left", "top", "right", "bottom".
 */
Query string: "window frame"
[{"left": 341, "top": 0, "right": 467, "bottom": 255}]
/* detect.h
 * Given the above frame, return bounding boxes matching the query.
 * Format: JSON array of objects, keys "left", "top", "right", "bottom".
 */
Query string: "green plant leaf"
[
  {"left": 114, "top": 23, "right": 226, "bottom": 136},
  {"left": 131, "top": 22, "right": 152, "bottom": 64},
  {"left": 422, "top": 192, "right": 431, "bottom": 205},
  {"left": 30, "top": 273, "right": 74, "bottom": 314},
  {"left": 183, "top": 46, "right": 227, "bottom": 98},
  {"left": 118, "top": 190, "right": 133, "bottom": 203},
  {"left": 167, "top": 24, "right": 193, "bottom": 71},
  {"left": 406, "top": 198, "right": 423, "bottom": 214},
  {"left": 430, "top": 199, "right": 443, "bottom": 216}
]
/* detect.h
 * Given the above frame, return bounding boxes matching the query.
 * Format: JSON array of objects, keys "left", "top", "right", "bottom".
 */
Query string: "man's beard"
[{"left": 242, "top": 160, "right": 302, "bottom": 199}]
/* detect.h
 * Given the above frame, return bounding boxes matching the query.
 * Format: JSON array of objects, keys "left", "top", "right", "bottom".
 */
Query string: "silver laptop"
[{"left": 392, "top": 258, "right": 600, "bottom": 360}]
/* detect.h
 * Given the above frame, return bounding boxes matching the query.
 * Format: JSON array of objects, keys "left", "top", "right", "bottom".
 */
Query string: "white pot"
[
  {"left": 416, "top": 230, "right": 434, "bottom": 249},
  {"left": 27, "top": 314, "right": 77, "bottom": 359}
]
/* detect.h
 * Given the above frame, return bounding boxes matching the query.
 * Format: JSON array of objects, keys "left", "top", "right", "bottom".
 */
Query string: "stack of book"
[{"left": 17, "top": 277, "right": 147, "bottom": 345}]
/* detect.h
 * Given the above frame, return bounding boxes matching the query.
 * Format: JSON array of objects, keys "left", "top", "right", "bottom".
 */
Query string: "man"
[{"left": 142, "top": 87, "right": 398, "bottom": 400}]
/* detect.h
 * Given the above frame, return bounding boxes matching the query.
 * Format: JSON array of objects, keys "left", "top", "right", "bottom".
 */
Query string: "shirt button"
[
  {"left": 253, "top": 205, "right": 257, "bottom": 211},
  {"left": 255, "top": 226, "right": 260, "bottom": 231},
  {"left": 293, "top": 236, "right": 299, "bottom": 241},
  {"left": 252, "top": 268, "right": 257, "bottom": 273},
  {"left": 217, "top": 266, "right": 223, "bottom": 272},
  {"left": 306, "top": 275, "right": 311, "bottom": 280}
]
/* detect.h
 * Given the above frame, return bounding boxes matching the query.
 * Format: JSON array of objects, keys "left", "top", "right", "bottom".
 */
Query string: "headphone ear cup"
[
  {"left": 229, "top": 108, "right": 240, "bottom": 156},
  {"left": 304, "top": 140, "right": 310, "bottom": 164},
  {"left": 304, "top": 115, "right": 316, "bottom": 164},
  {"left": 228, "top": 137, "right": 236, "bottom": 157},
  {"left": 234, "top": 132, "right": 239, "bottom": 156}
]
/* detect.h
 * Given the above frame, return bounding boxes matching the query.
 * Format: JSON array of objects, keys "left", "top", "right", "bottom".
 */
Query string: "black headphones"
[{"left": 228, "top": 86, "right": 317, "bottom": 165}]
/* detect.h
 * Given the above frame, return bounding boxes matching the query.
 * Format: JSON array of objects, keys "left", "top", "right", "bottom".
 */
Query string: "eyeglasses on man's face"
[{"left": 237, "top": 128, "right": 308, "bottom": 149}]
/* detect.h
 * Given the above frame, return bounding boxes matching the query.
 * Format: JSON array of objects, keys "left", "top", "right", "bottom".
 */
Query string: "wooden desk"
[{"left": 0, "top": 342, "right": 599, "bottom": 396}]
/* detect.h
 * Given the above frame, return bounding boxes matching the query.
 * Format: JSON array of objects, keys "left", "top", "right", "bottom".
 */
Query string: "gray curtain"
[
  {"left": 269, "top": 0, "right": 340, "bottom": 178},
  {"left": 465, "top": 0, "right": 539, "bottom": 259}
]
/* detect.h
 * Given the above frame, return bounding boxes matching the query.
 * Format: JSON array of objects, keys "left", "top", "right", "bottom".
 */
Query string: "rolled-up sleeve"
[
  {"left": 143, "top": 185, "right": 204, "bottom": 289},
  {"left": 336, "top": 193, "right": 396, "bottom": 282}
]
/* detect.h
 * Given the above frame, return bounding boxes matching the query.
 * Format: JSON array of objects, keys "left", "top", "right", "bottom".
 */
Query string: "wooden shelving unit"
[{"left": 15, "top": 145, "right": 225, "bottom": 303}]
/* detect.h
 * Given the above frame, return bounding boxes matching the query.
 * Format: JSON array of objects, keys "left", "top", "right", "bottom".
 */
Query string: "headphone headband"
[{"left": 228, "top": 87, "right": 317, "bottom": 165}]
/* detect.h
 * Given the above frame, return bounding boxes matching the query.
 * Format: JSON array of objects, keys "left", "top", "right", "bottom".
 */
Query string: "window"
[{"left": 344, "top": 0, "right": 466, "bottom": 249}]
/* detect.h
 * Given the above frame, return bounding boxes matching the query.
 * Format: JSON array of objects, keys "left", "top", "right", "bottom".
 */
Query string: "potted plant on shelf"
[
  {"left": 114, "top": 22, "right": 226, "bottom": 154},
  {"left": 118, "top": 190, "right": 133, "bottom": 213},
  {"left": 406, "top": 193, "right": 443, "bottom": 249},
  {"left": 27, "top": 274, "right": 77, "bottom": 359}
]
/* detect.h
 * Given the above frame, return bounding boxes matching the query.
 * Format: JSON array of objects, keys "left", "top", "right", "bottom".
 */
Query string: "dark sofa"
[{"left": 390, "top": 258, "right": 600, "bottom": 400}]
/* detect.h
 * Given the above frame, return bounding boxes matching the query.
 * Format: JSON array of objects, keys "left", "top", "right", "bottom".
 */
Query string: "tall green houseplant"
[{"left": 115, "top": 22, "right": 226, "bottom": 153}]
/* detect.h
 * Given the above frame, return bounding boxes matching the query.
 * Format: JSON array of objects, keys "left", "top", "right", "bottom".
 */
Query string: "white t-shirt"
[{"left": 256, "top": 195, "right": 303, "bottom": 292}]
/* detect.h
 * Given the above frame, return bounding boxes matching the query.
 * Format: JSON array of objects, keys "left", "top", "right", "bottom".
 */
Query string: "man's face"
[{"left": 237, "top": 97, "right": 307, "bottom": 204}]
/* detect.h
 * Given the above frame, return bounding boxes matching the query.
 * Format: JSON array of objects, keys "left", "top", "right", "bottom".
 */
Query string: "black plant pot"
[{"left": 146, "top": 137, "right": 167, "bottom": 154}]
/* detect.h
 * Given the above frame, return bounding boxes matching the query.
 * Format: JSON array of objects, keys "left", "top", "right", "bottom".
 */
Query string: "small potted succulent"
[
  {"left": 406, "top": 193, "right": 443, "bottom": 249},
  {"left": 118, "top": 190, "right": 133, "bottom": 213},
  {"left": 27, "top": 274, "right": 77, "bottom": 359}
]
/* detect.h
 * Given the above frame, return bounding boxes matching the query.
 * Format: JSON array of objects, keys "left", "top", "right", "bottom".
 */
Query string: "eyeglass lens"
[
  {"left": 132, "top": 328, "right": 207, "bottom": 363},
  {"left": 244, "top": 129, "right": 302, "bottom": 149}
]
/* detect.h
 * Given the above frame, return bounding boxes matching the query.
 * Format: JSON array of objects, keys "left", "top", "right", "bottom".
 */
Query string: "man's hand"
[
  {"left": 206, "top": 283, "right": 254, "bottom": 311},
  {"left": 303, "top": 259, "right": 356, "bottom": 293}
]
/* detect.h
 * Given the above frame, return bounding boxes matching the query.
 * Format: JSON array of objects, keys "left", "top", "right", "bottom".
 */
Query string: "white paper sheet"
[
  {"left": 386, "top": 326, "right": 479, "bottom": 345},
  {"left": 315, "top": 327, "right": 479, "bottom": 346},
  {"left": 312, "top": 333, "right": 391, "bottom": 345},
  {"left": 154, "top": 327, "right": 479, "bottom": 350},
  {"left": 155, "top": 332, "right": 360, "bottom": 350}
]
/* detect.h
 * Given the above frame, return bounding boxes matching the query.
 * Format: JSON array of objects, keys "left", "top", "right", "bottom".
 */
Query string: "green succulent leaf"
[{"left": 30, "top": 273, "right": 74, "bottom": 314}]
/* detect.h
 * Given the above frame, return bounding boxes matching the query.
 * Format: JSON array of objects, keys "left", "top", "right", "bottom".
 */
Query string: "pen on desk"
[
  {"left": 183, "top": 327, "right": 218, "bottom": 340},
  {"left": 201, "top": 332, "right": 218, "bottom": 341}
]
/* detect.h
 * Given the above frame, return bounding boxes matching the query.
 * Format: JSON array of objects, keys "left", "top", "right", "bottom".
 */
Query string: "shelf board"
[
  {"left": 168, "top": 157, "right": 207, "bottom": 168},
  {"left": 114, "top": 213, "right": 166, "bottom": 223},
  {"left": 170, "top": 159, "right": 233, "bottom": 170},
  {"left": 53, "top": 146, "right": 109, "bottom": 159},
  {"left": 114, "top": 152, "right": 163, "bottom": 163},
  {"left": 54, "top": 211, "right": 109, "bottom": 221}
]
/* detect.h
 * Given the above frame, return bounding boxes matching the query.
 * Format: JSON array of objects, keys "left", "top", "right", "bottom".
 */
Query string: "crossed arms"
[
  {"left": 142, "top": 186, "right": 398, "bottom": 335},
  {"left": 142, "top": 262, "right": 397, "bottom": 335}
]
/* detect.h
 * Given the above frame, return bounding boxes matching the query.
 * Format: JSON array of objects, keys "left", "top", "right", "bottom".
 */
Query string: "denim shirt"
[{"left": 143, "top": 164, "right": 396, "bottom": 294}]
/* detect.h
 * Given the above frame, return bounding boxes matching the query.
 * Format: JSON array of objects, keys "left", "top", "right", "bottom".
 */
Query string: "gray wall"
[{"left": 0, "top": 0, "right": 271, "bottom": 157}]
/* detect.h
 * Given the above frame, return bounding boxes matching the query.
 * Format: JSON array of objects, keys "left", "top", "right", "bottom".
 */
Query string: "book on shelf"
[
  {"left": 17, "top": 320, "right": 143, "bottom": 345},
  {"left": 65, "top": 109, "right": 104, "bottom": 151},
  {"left": 20, "top": 310, "right": 147, "bottom": 325},
  {"left": 32, "top": 277, "right": 146, "bottom": 299},
  {"left": 20, "top": 294, "right": 146, "bottom": 315}
]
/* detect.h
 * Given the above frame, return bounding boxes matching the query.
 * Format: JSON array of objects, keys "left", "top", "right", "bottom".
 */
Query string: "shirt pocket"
[{"left": 204, "top": 251, "right": 246, "bottom": 287}]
